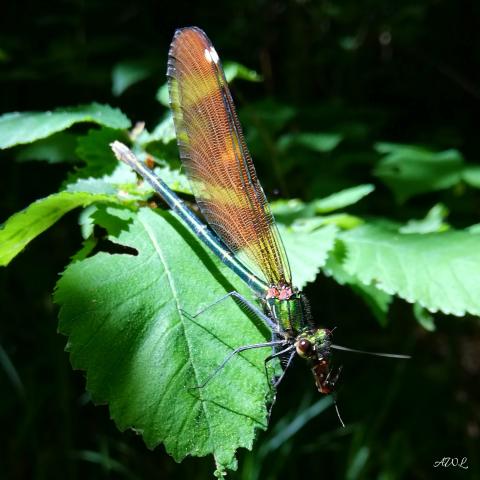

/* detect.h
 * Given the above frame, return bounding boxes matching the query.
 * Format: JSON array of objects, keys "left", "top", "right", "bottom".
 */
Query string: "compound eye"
[{"left": 297, "top": 338, "right": 313, "bottom": 357}]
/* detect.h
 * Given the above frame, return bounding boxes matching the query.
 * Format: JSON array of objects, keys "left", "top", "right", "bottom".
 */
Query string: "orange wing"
[{"left": 167, "top": 27, "right": 291, "bottom": 287}]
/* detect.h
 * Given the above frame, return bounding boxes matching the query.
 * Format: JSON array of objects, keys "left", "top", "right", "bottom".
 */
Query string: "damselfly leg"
[
  {"left": 264, "top": 346, "right": 296, "bottom": 389},
  {"left": 192, "top": 340, "right": 286, "bottom": 389},
  {"left": 190, "top": 290, "right": 278, "bottom": 331}
]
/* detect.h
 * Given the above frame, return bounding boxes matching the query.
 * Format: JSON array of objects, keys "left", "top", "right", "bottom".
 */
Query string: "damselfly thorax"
[{"left": 262, "top": 284, "right": 337, "bottom": 394}]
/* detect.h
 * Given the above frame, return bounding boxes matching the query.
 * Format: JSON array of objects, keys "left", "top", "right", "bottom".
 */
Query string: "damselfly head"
[
  {"left": 295, "top": 337, "right": 315, "bottom": 358},
  {"left": 294, "top": 328, "right": 332, "bottom": 359}
]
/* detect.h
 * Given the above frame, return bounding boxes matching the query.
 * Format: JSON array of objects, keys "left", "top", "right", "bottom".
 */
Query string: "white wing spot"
[
  {"left": 209, "top": 47, "right": 219, "bottom": 64},
  {"left": 204, "top": 48, "right": 213, "bottom": 63}
]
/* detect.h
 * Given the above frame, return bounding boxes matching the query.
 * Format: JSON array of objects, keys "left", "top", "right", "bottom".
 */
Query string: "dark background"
[{"left": 1, "top": 1, "right": 479, "bottom": 479}]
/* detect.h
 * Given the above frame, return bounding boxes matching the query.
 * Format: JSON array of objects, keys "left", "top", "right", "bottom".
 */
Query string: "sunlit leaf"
[
  {"left": 55, "top": 207, "right": 271, "bottom": 474},
  {"left": 467, "top": 223, "right": 480, "bottom": 234},
  {"left": 270, "top": 185, "right": 373, "bottom": 224},
  {"left": 65, "top": 177, "right": 123, "bottom": 195},
  {"left": 314, "top": 184, "right": 374, "bottom": 213},
  {"left": 323, "top": 242, "right": 392, "bottom": 325},
  {"left": 301, "top": 214, "right": 363, "bottom": 230},
  {"left": 0, "top": 191, "right": 116, "bottom": 266},
  {"left": 400, "top": 204, "right": 449, "bottom": 234},
  {"left": 270, "top": 199, "right": 316, "bottom": 224},
  {"left": 0, "top": 104, "right": 131, "bottom": 149},
  {"left": 223, "top": 61, "right": 262, "bottom": 83},
  {"left": 339, "top": 224, "right": 480, "bottom": 316},
  {"left": 279, "top": 223, "right": 337, "bottom": 289},
  {"left": 142, "top": 114, "right": 176, "bottom": 145}
]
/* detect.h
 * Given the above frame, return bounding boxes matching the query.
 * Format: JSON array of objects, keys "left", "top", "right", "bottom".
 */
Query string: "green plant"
[{"left": 1, "top": 53, "right": 479, "bottom": 479}]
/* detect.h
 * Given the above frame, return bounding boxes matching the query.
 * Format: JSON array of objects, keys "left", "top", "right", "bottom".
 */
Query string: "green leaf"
[
  {"left": 65, "top": 177, "right": 122, "bottom": 195},
  {"left": 107, "top": 146, "right": 191, "bottom": 196},
  {"left": 467, "top": 223, "right": 480, "bottom": 234},
  {"left": 117, "top": 137, "right": 191, "bottom": 196},
  {"left": 63, "top": 128, "right": 138, "bottom": 195},
  {"left": 223, "top": 61, "right": 262, "bottom": 83},
  {"left": 270, "top": 185, "right": 373, "bottom": 224},
  {"left": 278, "top": 132, "right": 342, "bottom": 153},
  {"left": 301, "top": 214, "right": 363, "bottom": 230},
  {"left": 78, "top": 204, "right": 100, "bottom": 240},
  {"left": 74, "top": 127, "right": 128, "bottom": 179},
  {"left": 374, "top": 143, "right": 464, "bottom": 202},
  {"left": 0, "top": 191, "right": 116, "bottom": 266},
  {"left": 400, "top": 204, "right": 449, "bottom": 234},
  {"left": 462, "top": 166, "right": 480, "bottom": 188},
  {"left": 54, "top": 207, "right": 270, "bottom": 474},
  {"left": 0, "top": 104, "right": 131, "bottom": 149},
  {"left": 143, "top": 114, "right": 176, "bottom": 145},
  {"left": 70, "top": 237, "right": 98, "bottom": 264},
  {"left": 314, "top": 184, "right": 374, "bottom": 213},
  {"left": 323, "top": 242, "right": 392, "bottom": 326},
  {"left": 339, "top": 224, "right": 480, "bottom": 316},
  {"left": 353, "top": 282, "right": 393, "bottom": 327},
  {"left": 271, "top": 199, "right": 364, "bottom": 229},
  {"left": 155, "top": 83, "right": 170, "bottom": 107},
  {"left": 112, "top": 61, "right": 154, "bottom": 96},
  {"left": 279, "top": 223, "right": 337, "bottom": 289},
  {"left": 270, "top": 199, "right": 316, "bottom": 224},
  {"left": 15, "top": 132, "right": 78, "bottom": 163},
  {"left": 150, "top": 164, "right": 192, "bottom": 195},
  {"left": 413, "top": 304, "right": 436, "bottom": 331}
]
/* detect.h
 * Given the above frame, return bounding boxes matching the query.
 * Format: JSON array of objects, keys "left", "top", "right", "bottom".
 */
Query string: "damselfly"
[{"left": 111, "top": 27, "right": 409, "bottom": 424}]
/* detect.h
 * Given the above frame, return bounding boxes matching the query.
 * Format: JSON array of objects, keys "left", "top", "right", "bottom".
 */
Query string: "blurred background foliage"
[{"left": 1, "top": 0, "right": 480, "bottom": 479}]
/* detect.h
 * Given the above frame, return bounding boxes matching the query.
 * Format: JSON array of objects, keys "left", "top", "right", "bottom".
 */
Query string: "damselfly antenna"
[
  {"left": 327, "top": 344, "right": 409, "bottom": 427},
  {"left": 331, "top": 344, "right": 411, "bottom": 359}
]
